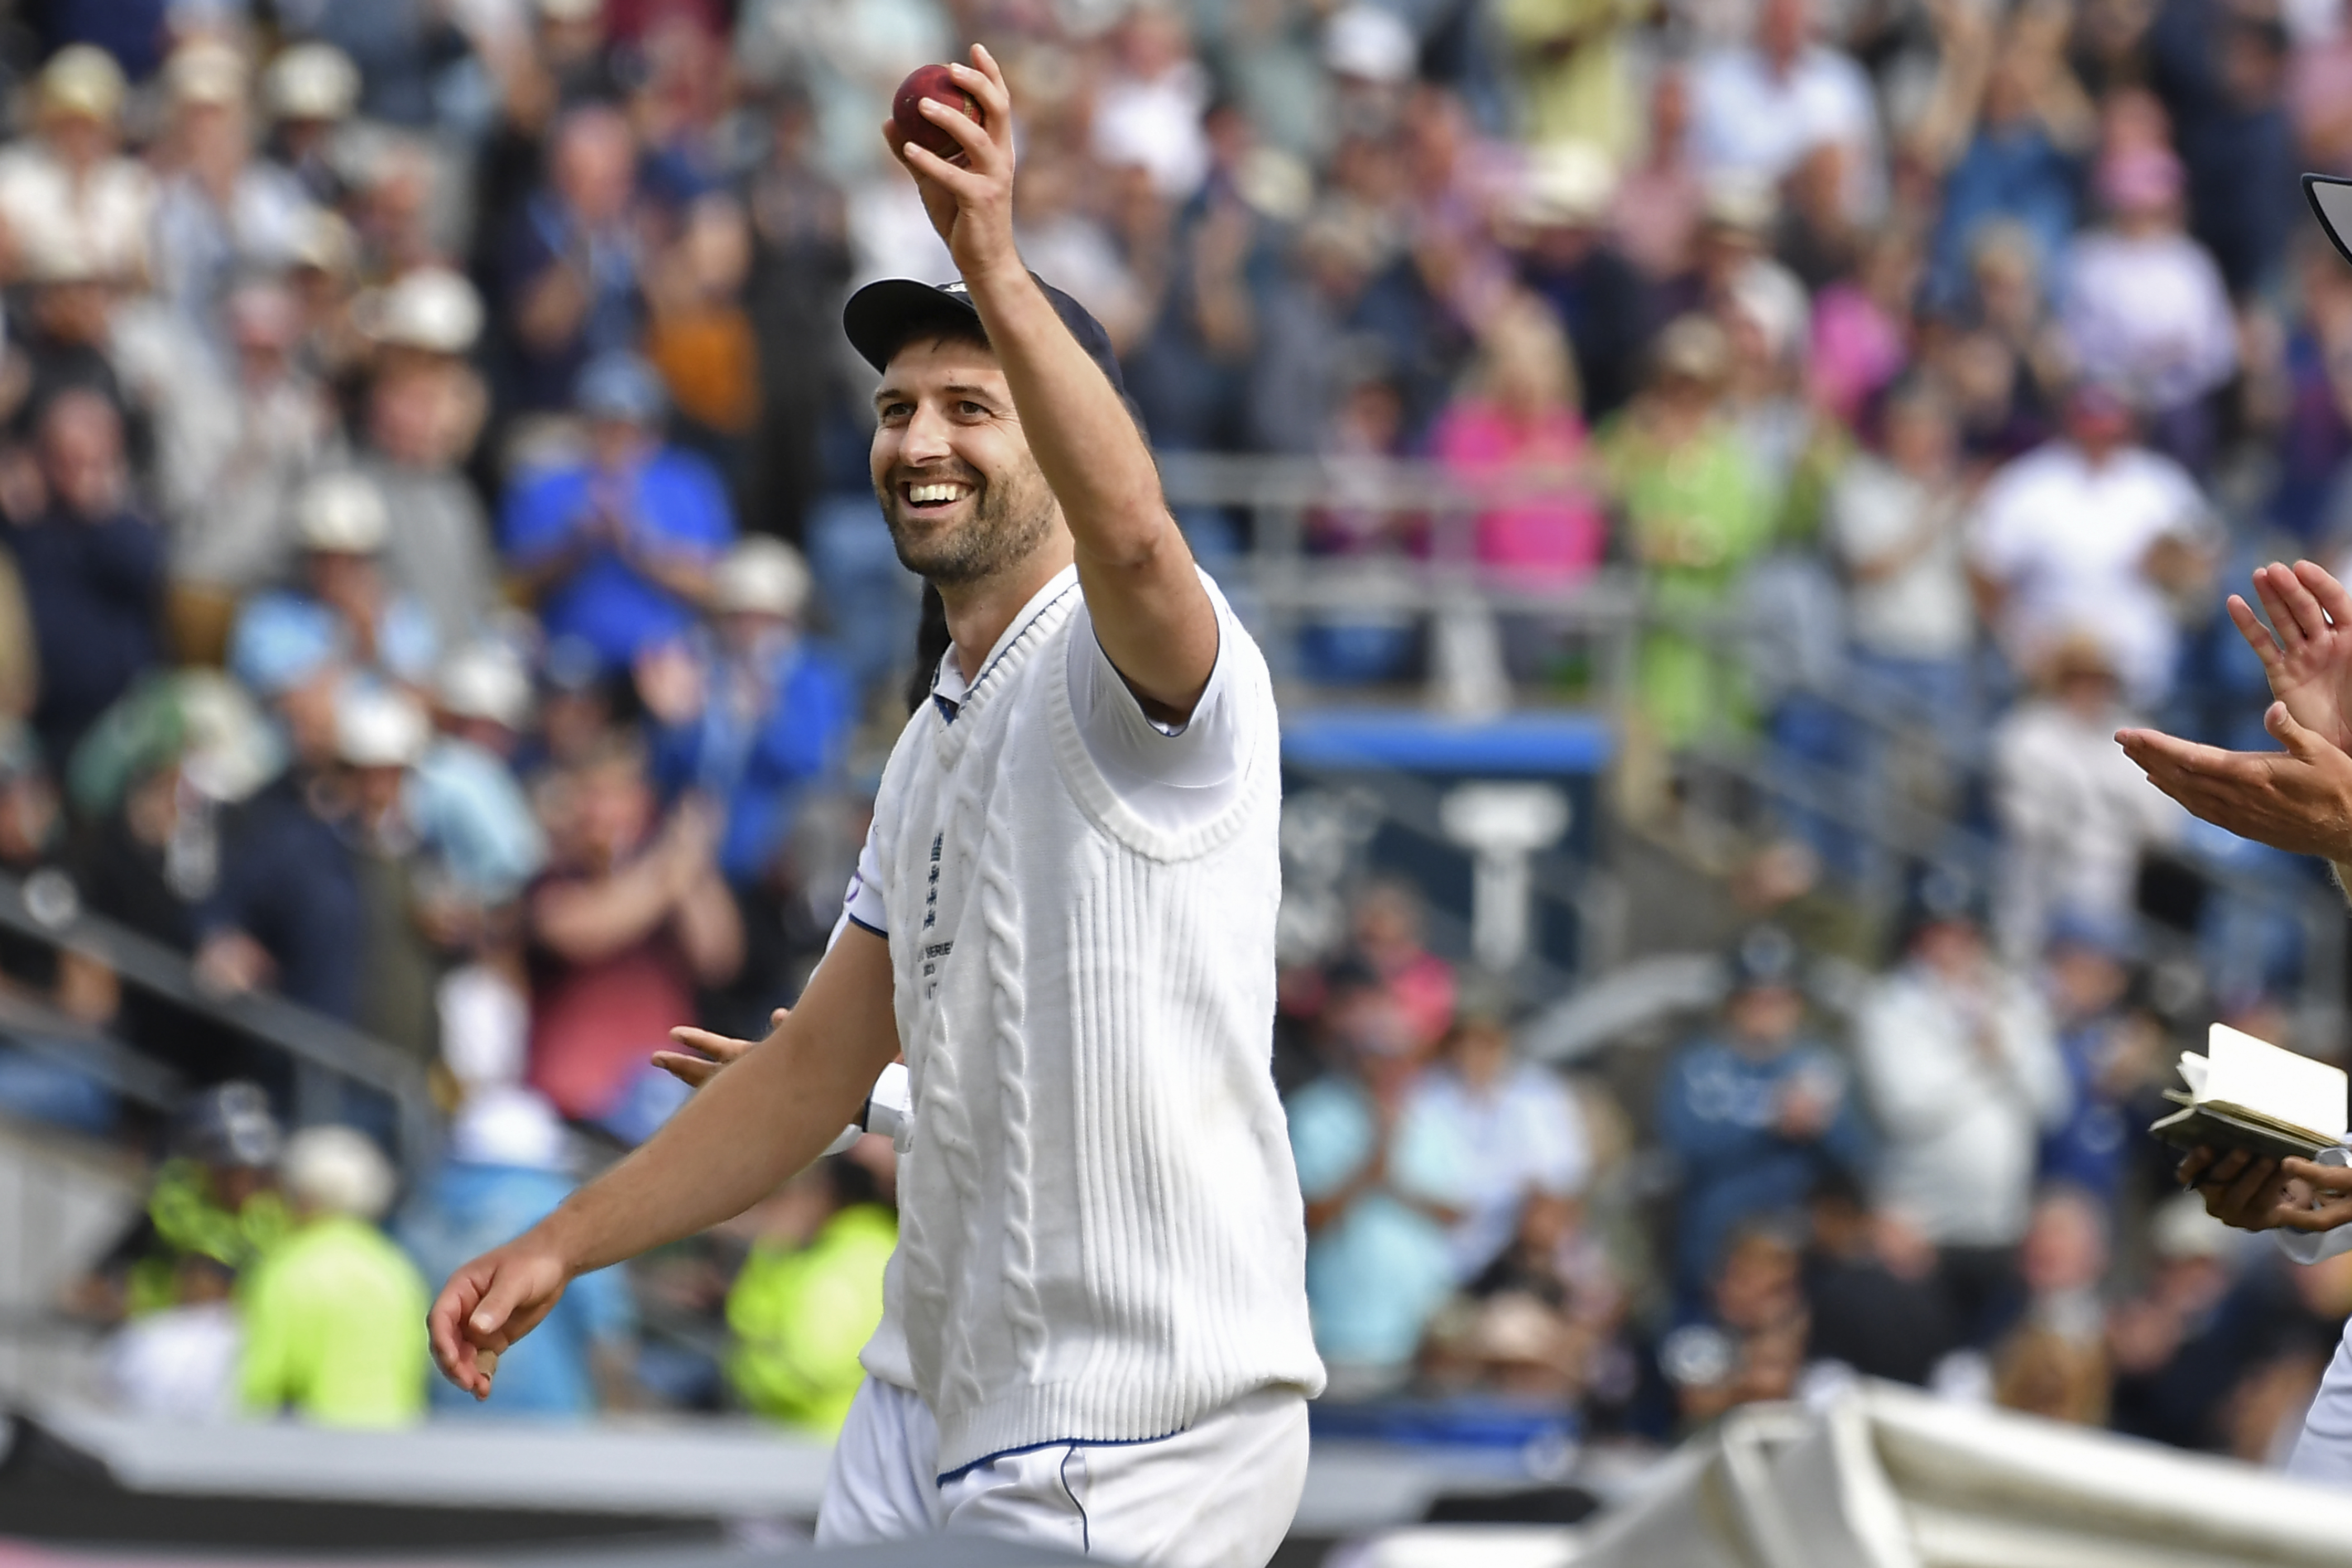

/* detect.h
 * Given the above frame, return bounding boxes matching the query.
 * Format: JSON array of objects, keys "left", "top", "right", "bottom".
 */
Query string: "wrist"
[
  {"left": 535, "top": 1203, "right": 594, "bottom": 1279},
  {"left": 958, "top": 255, "right": 1038, "bottom": 306}
]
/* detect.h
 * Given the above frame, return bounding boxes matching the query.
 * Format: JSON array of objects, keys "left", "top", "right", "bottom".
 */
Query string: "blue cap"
[
  {"left": 574, "top": 352, "right": 667, "bottom": 425},
  {"left": 2045, "top": 905, "right": 2141, "bottom": 962}
]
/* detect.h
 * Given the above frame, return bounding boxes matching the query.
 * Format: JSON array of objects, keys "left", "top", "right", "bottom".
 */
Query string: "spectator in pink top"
[{"left": 1431, "top": 292, "right": 1605, "bottom": 585}]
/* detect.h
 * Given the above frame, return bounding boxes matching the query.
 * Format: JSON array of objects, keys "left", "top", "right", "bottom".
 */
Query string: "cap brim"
[
  {"left": 844, "top": 279, "right": 984, "bottom": 373},
  {"left": 2308, "top": 175, "right": 2352, "bottom": 272}
]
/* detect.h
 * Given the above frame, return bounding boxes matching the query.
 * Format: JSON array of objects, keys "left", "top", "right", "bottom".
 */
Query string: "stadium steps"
[{"left": 0, "top": 1112, "right": 143, "bottom": 1404}]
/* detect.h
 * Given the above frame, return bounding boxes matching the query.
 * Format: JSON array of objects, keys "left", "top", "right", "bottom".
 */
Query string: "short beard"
[{"left": 876, "top": 458, "right": 1056, "bottom": 588}]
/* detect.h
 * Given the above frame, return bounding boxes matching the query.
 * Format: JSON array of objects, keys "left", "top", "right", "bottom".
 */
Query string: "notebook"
[{"left": 2148, "top": 1023, "right": 2349, "bottom": 1163}]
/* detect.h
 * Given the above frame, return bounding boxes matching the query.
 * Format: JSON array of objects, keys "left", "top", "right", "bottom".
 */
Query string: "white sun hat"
[
  {"left": 281, "top": 1125, "right": 397, "bottom": 1220},
  {"left": 265, "top": 41, "right": 361, "bottom": 122},
  {"left": 296, "top": 470, "right": 389, "bottom": 554},
  {"left": 713, "top": 537, "right": 812, "bottom": 618},
  {"left": 360, "top": 266, "right": 484, "bottom": 355},
  {"left": 334, "top": 686, "right": 431, "bottom": 770}
]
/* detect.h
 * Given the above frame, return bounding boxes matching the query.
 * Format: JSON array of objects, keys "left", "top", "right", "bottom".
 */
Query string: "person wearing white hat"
[
  {"left": 227, "top": 472, "right": 439, "bottom": 701},
  {"left": 333, "top": 685, "right": 454, "bottom": 1064},
  {"left": 404, "top": 654, "right": 548, "bottom": 909},
  {"left": 1508, "top": 142, "right": 1652, "bottom": 418},
  {"left": 635, "top": 537, "right": 856, "bottom": 885},
  {"left": 239, "top": 1125, "right": 430, "bottom": 1427},
  {"left": 150, "top": 38, "right": 320, "bottom": 353},
  {"left": 160, "top": 275, "right": 343, "bottom": 664},
  {"left": 264, "top": 42, "right": 362, "bottom": 206},
  {"left": 351, "top": 267, "right": 501, "bottom": 651},
  {"left": 0, "top": 45, "right": 154, "bottom": 288}
]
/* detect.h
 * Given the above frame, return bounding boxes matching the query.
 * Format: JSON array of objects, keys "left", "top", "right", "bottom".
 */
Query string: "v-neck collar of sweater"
[{"left": 928, "top": 565, "right": 1082, "bottom": 726}]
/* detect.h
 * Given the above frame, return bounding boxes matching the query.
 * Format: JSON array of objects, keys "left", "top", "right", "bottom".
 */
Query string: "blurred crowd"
[
  {"left": 0, "top": 0, "right": 2338, "bottom": 1465},
  {"left": 1275, "top": 877, "right": 2349, "bottom": 1464}
]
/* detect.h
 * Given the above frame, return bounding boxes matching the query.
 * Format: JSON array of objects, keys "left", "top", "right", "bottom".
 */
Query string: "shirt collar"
[{"left": 930, "top": 564, "right": 1081, "bottom": 724}]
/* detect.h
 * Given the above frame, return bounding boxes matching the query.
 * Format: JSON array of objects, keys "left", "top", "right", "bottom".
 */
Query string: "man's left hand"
[
  {"left": 2117, "top": 700, "right": 2352, "bottom": 861},
  {"left": 885, "top": 47, "right": 1020, "bottom": 282}
]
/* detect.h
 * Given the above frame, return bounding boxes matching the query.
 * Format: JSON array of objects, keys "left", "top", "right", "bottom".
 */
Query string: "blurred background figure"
[
  {"left": 1288, "top": 972, "right": 1468, "bottom": 1399},
  {"left": 239, "top": 1125, "right": 426, "bottom": 1427},
  {"left": 1656, "top": 927, "right": 1868, "bottom": 1321},
  {"left": 725, "top": 1151, "right": 897, "bottom": 1436},
  {"left": 639, "top": 537, "right": 853, "bottom": 887},
  {"left": 524, "top": 732, "right": 741, "bottom": 1142},
  {"left": 397, "top": 1087, "right": 635, "bottom": 1420},
  {"left": 1856, "top": 872, "right": 2067, "bottom": 1349},
  {"left": 502, "top": 353, "right": 732, "bottom": 672}
]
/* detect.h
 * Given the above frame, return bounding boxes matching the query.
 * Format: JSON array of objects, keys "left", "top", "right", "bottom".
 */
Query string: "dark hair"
[{"left": 906, "top": 582, "right": 951, "bottom": 714}]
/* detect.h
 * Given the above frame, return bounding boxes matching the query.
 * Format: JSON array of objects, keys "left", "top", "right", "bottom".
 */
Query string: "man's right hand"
[
  {"left": 428, "top": 1227, "right": 574, "bottom": 1399},
  {"left": 2234, "top": 561, "right": 2352, "bottom": 751}
]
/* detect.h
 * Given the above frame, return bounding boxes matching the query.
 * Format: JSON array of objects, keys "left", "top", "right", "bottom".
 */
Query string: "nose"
[{"left": 897, "top": 398, "right": 956, "bottom": 468}]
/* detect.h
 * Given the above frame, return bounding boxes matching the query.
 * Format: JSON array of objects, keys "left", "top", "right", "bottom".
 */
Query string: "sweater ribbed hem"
[{"left": 931, "top": 1364, "right": 1325, "bottom": 1478}]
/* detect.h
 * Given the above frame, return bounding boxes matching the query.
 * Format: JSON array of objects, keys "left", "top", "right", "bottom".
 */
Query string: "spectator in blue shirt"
[
  {"left": 1656, "top": 928, "right": 1871, "bottom": 1322},
  {"left": 2036, "top": 909, "right": 2147, "bottom": 1207},
  {"left": 502, "top": 353, "right": 732, "bottom": 670},
  {"left": 1409, "top": 1008, "right": 1592, "bottom": 1285},
  {"left": 10, "top": 389, "right": 164, "bottom": 763},
  {"left": 638, "top": 539, "right": 854, "bottom": 886},
  {"left": 495, "top": 104, "right": 645, "bottom": 414},
  {"left": 1923, "top": 37, "right": 2085, "bottom": 317},
  {"left": 228, "top": 471, "right": 438, "bottom": 700},
  {"left": 396, "top": 1085, "right": 636, "bottom": 1418},
  {"left": 1286, "top": 974, "right": 1471, "bottom": 1398}
]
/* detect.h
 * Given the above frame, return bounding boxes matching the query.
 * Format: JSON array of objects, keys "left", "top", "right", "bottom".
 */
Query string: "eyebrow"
[{"left": 872, "top": 382, "right": 1003, "bottom": 408}]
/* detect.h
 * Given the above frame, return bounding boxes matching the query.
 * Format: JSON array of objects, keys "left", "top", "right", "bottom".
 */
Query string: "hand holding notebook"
[{"left": 2150, "top": 1024, "right": 2349, "bottom": 1163}]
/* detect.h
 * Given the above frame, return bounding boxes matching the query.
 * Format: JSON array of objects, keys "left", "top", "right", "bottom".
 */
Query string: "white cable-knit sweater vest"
[{"left": 856, "top": 582, "right": 1324, "bottom": 1474}]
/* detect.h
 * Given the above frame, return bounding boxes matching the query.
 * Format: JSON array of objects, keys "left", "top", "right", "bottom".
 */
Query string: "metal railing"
[
  {"left": 1162, "top": 454, "right": 2350, "bottom": 1030},
  {"left": 0, "top": 869, "right": 437, "bottom": 1166}
]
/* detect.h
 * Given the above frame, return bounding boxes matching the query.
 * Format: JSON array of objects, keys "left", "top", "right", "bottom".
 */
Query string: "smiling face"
[{"left": 869, "top": 334, "right": 1059, "bottom": 588}]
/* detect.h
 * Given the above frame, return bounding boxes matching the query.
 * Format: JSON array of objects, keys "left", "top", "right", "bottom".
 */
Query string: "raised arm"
[
  {"left": 888, "top": 46, "right": 1216, "bottom": 723},
  {"left": 426, "top": 925, "right": 899, "bottom": 1398}
]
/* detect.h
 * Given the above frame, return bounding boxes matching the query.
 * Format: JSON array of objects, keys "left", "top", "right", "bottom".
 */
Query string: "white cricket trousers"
[{"left": 813, "top": 1376, "right": 1311, "bottom": 1565}]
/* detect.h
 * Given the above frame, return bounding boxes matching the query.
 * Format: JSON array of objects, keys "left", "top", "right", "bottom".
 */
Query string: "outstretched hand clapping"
[{"left": 2117, "top": 560, "right": 2352, "bottom": 862}]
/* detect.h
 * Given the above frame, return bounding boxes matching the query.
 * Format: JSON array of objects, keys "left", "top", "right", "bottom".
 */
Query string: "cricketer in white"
[{"left": 427, "top": 45, "right": 1323, "bottom": 1565}]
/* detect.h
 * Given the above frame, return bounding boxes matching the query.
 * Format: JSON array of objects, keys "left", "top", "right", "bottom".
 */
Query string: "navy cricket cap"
[{"left": 843, "top": 273, "right": 1127, "bottom": 397}]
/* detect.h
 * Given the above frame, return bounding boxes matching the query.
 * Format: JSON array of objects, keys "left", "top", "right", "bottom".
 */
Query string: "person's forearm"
[
  {"left": 532, "top": 857, "right": 678, "bottom": 963},
  {"left": 624, "top": 545, "right": 713, "bottom": 608},
  {"left": 961, "top": 265, "right": 1168, "bottom": 570},
  {"left": 537, "top": 933, "right": 899, "bottom": 1275}
]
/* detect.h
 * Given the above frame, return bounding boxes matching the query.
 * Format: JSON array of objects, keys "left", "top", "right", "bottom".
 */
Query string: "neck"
[{"left": 939, "top": 539, "right": 1076, "bottom": 685}]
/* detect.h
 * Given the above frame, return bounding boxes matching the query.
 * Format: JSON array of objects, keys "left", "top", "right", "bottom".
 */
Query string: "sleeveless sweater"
[{"left": 858, "top": 575, "right": 1324, "bottom": 1474}]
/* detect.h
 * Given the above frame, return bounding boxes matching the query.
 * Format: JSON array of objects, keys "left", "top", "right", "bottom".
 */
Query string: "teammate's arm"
[
  {"left": 887, "top": 46, "right": 1217, "bottom": 724},
  {"left": 426, "top": 925, "right": 899, "bottom": 1398}
]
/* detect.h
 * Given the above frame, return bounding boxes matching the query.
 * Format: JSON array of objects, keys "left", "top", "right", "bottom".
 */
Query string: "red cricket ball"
[{"left": 892, "top": 64, "right": 984, "bottom": 165}]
